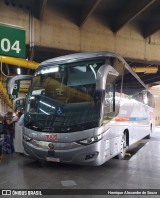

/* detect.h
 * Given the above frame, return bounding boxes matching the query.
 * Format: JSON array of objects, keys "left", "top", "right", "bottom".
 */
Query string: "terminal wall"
[
  {"left": 153, "top": 96, "right": 160, "bottom": 126},
  {"left": 0, "top": 1, "right": 160, "bottom": 62},
  {"left": 0, "top": 1, "right": 160, "bottom": 122}
]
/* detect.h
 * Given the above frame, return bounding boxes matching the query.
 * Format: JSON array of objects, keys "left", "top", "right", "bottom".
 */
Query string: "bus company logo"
[
  {"left": 45, "top": 134, "right": 58, "bottom": 141},
  {"left": 2, "top": 190, "right": 11, "bottom": 195},
  {"left": 48, "top": 143, "right": 55, "bottom": 149}
]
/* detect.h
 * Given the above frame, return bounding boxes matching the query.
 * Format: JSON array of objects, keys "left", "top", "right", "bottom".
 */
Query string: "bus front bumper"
[{"left": 23, "top": 140, "right": 111, "bottom": 166}]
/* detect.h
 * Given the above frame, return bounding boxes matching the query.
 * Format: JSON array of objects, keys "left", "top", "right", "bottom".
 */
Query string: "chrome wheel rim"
[{"left": 120, "top": 135, "right": 126, "bottom": 157}]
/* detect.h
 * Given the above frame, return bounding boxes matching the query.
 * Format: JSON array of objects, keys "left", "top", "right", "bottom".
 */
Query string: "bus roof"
[
  {"left": 39, "top": 51, "right": 126, "bottom": 67},
  {"left": 38, "top": 51, "right": 148, "bottom": 90}
]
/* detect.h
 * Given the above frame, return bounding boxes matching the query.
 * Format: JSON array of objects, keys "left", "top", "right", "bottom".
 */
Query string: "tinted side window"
[
  {"left": 146, "top": 92, "right": 155, "bottom": 108},
  {"left": 123, "top": 70, "right": 145, "bottom": 97},
  {"left": 103, "top": 58, "right": 124, "bottom": 123},
  {"left": 132, "top": 92, "right": 143, "bottom": 102}
]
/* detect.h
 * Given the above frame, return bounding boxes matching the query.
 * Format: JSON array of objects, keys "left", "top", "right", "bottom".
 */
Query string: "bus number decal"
[{"left": 45, "top": 134, "right": 58, "bottom": 141}]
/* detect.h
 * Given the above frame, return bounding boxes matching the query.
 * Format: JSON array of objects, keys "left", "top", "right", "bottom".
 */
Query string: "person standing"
[
  {"left": 2, "top": 111, "right": 16, "bottom": 154},
  {"left": 0, "top": 114, "right": 4, "bottom": 134},
  {"left": 18, "top": 114, "right": 24, "bottom": 126},
  {"left": 0, "top": 114, "right": 4, "bottom": 160},
  {"left": 14, "top": 113, "right": 24, "bottom": 153}
]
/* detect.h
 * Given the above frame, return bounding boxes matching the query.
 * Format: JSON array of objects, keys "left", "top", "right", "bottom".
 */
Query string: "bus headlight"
[
  {"left": 78, "top": 133, "right": 103, "bottom": 145},
  {"left": 23, "top": 135, "right": 33, "bottom": 142}
]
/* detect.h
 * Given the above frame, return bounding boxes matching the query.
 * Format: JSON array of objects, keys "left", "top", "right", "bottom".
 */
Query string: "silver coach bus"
[{"left": 9, "top": 52, "right": 155, "bottom": 166}]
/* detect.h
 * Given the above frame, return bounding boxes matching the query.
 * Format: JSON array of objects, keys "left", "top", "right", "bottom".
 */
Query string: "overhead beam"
[
  {"left": 112, "top": 0, "right": 156, "bottom": 33},
  {"left": 140, "top": 73, "right": 160, "bottom": 84},
  {"left": 39, "top": 0, "right": 47, "bottom": 20},
  {"left": 143, "top": 25, "right": 160, "bottom": 38},
  {"left": 79, "top": 0, "right": 102, "bottom": 27},
  {"left": 142, "top": 12, "right": 160, "bottom": 38},
  {"left": 33, "top": 0, "right": 47, "bottom": 20}
]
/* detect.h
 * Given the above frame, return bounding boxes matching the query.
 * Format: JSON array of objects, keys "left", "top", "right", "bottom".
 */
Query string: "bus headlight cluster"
[
  {"left": 78, "top": 133, "right": 103, "bottom": 145},
  {"left": 23, "top": 135, "right": 32, "bottom": 142}
]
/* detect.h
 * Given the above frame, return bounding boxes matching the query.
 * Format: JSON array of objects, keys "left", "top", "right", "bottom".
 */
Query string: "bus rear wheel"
[{"left": 118, "top": 133, "right": 127, "bottom": 159}]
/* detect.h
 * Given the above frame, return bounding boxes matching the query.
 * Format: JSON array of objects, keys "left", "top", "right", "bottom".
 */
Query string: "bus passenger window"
[
  {"left": 147, "top": 92, "right": 155, "bottom": 108},
  {"left": 143, "top": 92, "right": 148, "bottom": 105}
]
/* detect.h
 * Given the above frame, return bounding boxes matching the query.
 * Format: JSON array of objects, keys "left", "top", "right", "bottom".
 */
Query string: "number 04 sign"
[{"left": 0, "top": 23, "right": 25, "bottom": 58}]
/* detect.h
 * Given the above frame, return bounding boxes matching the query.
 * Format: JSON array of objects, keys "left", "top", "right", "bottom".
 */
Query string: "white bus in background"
[{"left": 9, "top": 52, "right": 155, "bottom": 166}]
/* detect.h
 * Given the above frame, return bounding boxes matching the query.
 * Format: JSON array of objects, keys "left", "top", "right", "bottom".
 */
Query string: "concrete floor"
[{"left": 1, "top": 128, "right": 160, "bottom": 197}]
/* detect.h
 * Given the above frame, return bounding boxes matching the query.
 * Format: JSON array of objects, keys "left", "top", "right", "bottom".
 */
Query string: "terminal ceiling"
[{"left": 3, "top": 0, "right": 160, "bottom": 86}]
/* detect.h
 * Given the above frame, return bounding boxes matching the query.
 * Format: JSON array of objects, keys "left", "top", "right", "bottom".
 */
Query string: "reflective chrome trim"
[{"left": 25, "top": 138, "right": 81, "bottom": 150}]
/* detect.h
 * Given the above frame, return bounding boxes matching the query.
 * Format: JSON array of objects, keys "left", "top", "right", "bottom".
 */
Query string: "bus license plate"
[{"left": 46, "top": 157, "right": 60, "bottom": 162}]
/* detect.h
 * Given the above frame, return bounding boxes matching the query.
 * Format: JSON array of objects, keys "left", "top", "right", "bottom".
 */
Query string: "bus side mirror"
[
  {"left": 13, "top": 97, "right": 25, "bottom": 112},
  {"left": 96, "top": 65, "right": 119, "bottom": 90},
  {"left": 8, "top": 75, "right": 32, "bottom": 95}
]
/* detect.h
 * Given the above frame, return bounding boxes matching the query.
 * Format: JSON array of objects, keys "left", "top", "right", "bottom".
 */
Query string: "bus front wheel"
[
  {"left": 145, "top": 125, "right": 152, "bottom": 139},
  {"left": 118, "top": 133, "right": 127, "bottom": 159}
]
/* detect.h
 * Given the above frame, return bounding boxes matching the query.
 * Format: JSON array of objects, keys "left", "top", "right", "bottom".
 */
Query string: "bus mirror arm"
[
  {"left": 8, "top": 75, "right": 32, "bottom": 95},
  {"left": 96, "top": 65, "right": 119, "bottom": 90},
  {"left": 108, "top": 68, "right": 119, "bottom": 76}
]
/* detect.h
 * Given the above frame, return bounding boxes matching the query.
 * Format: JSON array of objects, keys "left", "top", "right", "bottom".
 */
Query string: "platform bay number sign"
[
  {"left": 6, "top": 78, "right": 20, "bottom": 100},
  {"left": 0, "top": 23, "right": 25, "bottom": 58}
]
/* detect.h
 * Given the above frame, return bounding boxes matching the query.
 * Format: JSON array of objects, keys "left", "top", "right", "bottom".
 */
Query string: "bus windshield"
[{"left": 25, "top": 59, "right": 105, "bottom": 133}]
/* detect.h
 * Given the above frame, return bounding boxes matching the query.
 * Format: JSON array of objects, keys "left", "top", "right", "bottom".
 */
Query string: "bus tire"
[
  {"left": 145, "top": 125, "right": 152, "bottom": 139},
  {"left": 118, "top": 133, "right": 127, "bottom": 159},
  {"left": 145, "top": 134, "right": 150, "bottom": 139}
]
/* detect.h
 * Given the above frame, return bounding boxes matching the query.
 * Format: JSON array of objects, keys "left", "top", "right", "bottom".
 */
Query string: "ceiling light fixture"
[
  {"left": 132, "top": 66, "right": 158, "bottom": 74},
  {"left": 17, "top": 68, "right": 21, "bottom": 75}
]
